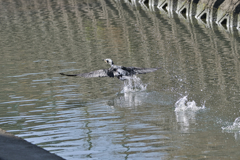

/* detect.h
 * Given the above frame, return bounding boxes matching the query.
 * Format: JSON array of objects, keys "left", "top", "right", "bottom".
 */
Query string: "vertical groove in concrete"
[{"left": 157, "top": 0, "right": 177, "bottom": 16}]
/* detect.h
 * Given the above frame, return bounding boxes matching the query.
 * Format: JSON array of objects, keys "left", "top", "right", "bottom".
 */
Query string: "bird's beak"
[{"left": 103, "top": 59, "right": 106, "bottom": 63}]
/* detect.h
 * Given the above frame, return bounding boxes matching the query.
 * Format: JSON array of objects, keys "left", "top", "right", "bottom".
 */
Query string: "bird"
[{"left": 60, "top": 58, "right": 160, "bottom": 80}]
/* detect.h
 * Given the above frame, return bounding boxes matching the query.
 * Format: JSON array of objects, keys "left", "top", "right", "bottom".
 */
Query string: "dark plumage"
[{"left": 60, "top": 59, "right": 160, "bottom": 80}]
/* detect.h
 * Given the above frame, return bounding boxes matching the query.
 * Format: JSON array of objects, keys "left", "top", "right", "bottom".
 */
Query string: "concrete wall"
[
  {"left": 140, "top": 0, "right": 240, "bottom": 30},
  {"left": 0, "top": 129, "right": 65, "bottom": 160}
]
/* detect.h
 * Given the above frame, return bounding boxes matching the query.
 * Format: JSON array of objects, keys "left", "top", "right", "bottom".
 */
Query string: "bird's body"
[{"left": 60, "top": 59, "right": 160, "bottom": 80}]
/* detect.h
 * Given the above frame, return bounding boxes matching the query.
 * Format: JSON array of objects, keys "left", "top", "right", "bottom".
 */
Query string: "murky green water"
[{"left": 1, "top": 0, "right": 240, "bottom": 159}]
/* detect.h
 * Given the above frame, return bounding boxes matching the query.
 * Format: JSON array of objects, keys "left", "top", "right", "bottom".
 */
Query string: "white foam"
[{"left": 121, "top": 75, "right": 147, "bottom": 93}]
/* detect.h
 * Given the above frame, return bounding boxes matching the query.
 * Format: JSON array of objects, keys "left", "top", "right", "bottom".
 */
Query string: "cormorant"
[{"left": 60, "top": 58, "right": 160, "bottom": 80}]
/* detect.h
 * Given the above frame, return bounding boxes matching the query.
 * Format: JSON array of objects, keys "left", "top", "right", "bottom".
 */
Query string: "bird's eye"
[{"left": 107, "top": 60, "right": 109, "bottom": 63}]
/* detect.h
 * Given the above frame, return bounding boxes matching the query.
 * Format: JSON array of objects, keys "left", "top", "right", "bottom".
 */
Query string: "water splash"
[
  {"left": 175, "top": 96, "right": 205, "bottom": 112},
  {"left": 121, "top": 75, "right": 147, "bottom": 93},
  {"left": 222, "top": 117, "right": 240, "bottom": 132},
  {"left": 174, "top": 96, "right": 205, "bottom": 131}
]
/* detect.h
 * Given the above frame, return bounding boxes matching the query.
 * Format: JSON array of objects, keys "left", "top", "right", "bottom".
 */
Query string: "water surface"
[{"left": 1, "top": 0, "right": 240, "bottom": 159}]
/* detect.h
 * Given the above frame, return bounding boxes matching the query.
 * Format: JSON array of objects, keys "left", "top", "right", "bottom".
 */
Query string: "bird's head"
[{"left": 104, "top": 58, "right": 114, "bottom": 66}]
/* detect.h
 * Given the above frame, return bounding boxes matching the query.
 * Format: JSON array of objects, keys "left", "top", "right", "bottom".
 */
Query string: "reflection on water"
[
  {"left": 112, "top": 91, "right": 174, "bottom": 108},
  {"left": 1, "top": 0, "right": 240, "bottom": 159}
]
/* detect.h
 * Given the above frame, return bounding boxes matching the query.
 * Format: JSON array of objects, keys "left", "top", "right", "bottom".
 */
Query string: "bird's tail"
[{"left": 60, "top": 73, "right": 78, "bottom": 76}]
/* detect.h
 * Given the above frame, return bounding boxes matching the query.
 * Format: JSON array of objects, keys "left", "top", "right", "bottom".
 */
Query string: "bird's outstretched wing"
[
  {"left": 133, "top": 67, "right": 161, "bottom": 74},
  {"left": 60, "top": 69, "right": 114, "bottom": 78},
  {"left": 121, "top": 66, "right": 161, "bottom": 74}
]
